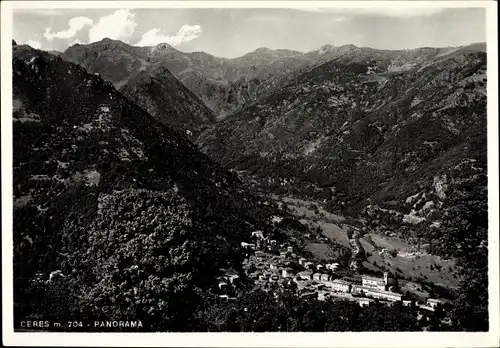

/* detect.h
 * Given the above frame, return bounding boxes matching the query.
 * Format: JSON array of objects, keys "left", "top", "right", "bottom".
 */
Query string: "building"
[
  {"left": 359, "top": 298, "right": 374, "bottom": 307},
  {"left": 304, "top": 262, "right": 314, "bottom": 269},
  {"left": 241, "top": 242, "right": 255, "bottom": 249},
  {"left": 251, "top": 230, "right": 264, "bottom": 239},
  {"left": 300, "top": 292, "right": 318, "bottom": 300},
  {"left": 313, "top": 273, "right": 322, "bottom": 281},
  {"left": 316, "top": 264, "right": 324, "bottom": 270},
  {"left": 299, "top": 258, "right": 307, "bottom": 266},
  {"left": 361, "top": 272, "right": 392, "bottom": 291},
  {"left": 271, "top": 215, "right": 283, "bottom": 223},
  {"left": 279, "top": 251, "right": 287, "bottom": 258},
  {"left": 287, "top": 246, "right": 293, "bottom": 253},
  {"left": 297, "top": 271, "right": 313, "bottom": 280},
  {"left": 427, "top": 299, "right": 442, "bottom": 309},
  {"left": 355, "top": 287, "right": 402, "bottom": 302},
  {"left": 330, "top": 279, "right": 352, "bottom": 293},
  {"left": 282, "top": 268, "right": 294, "bottom": 278},
  {"left": 218, "top": 281, "right": 228, "bottom": 290},
  {"left": 326, "top": 263, "right": 339, "bottom": 271},
  {"left": 320, "top": 274, "right": 330, "bottom": 282},
  {"left": 318, "top": 291, "right": 331, "bottom": 301},
  {"left": 402, "top": 300, "right": 413, "bottom": 307},
  {"left": 228, "top": 274, "right": 240, "bottom": 284}
]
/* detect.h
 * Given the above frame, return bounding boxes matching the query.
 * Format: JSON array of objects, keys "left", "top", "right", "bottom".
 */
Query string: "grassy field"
[
  {"left": 274, "top": 195, "right": 459, "bottom": 291},
  {"left": 360, "top": 233, "right": 459, "bottom": 289}
]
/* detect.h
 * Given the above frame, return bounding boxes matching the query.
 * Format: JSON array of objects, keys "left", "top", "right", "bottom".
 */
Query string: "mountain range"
[
  {"left": 197, "top": 41, "right": 487, "bottom": 256},
  {"left": 63, "top": 38, "right": 486, "bottom": 121},
  {"left": 12, "top": 37, "right": 488, "bottom": 331}
]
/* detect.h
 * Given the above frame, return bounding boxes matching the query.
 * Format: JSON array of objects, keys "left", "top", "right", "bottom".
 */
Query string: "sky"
[{"left": 13, "top": 7, "right": 486, "bottom": 58}]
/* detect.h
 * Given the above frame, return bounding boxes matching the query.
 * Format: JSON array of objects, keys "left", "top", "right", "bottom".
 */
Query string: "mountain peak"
[
  {"left": 150, "top": 42, "right": 178, "bottom": 55},
  {"left": 254, "top": 47, "right": 273, "bottom": 53}
]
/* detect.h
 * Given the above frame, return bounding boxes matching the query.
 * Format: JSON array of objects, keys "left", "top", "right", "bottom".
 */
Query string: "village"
[{"left": 216, "top": 227, "right": 444, "bottom": 315}]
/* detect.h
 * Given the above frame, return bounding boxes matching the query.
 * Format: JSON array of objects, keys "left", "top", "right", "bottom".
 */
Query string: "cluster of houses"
[
  {"left": 223, "top": 229, "right": 444, "bottom": 312},
  {"left": 240, "top": 229, "right": 294, "bottom": 256},
  {"left": 217, "top": 270, "right": 241, "bottom": 301}
]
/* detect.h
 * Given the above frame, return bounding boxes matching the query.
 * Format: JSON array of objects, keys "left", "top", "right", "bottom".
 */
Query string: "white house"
[
  {"left": 402, "top": 300, "right": 413, "bottom": 307},
  {"left": 330, "top": 279, "right": 352, "bottom": 293},
  {"left": 48, "top": 270, "right": 64, "bottom": 282},
  {"left": 427, "top": 298, "right": 442, "bottom": 309},
  {"left": 228, "top": 274, "right": 240, "bottom": 284},
  {"left": 357, "top": 287, "right": 402, "bottom": 302},
  {"left": 320, "top": 274, "right": 330, "bottom": 282},
  {"left": 297, "top": 271, "right": 313, "bottom": 280},
  {"left": 361, "top": 272, "right": 392, "bottom": 291},
  {"left": 325, "top": 263, "right": 339, "bottom": 271},
  {"left": 359, "top": 298, "right": 374, "bottom": 307},
  {"left": 241, "top": 242, "right": 256, "bottom": 249},
  {"left": 271, "top": 216, "right": 283, "bottom": 224},
  {"left": 304, "top": 262, "right": 314, "bottom": 269},
  {"left": 251, "top": 231, "right": 264, "bottom": 239}
]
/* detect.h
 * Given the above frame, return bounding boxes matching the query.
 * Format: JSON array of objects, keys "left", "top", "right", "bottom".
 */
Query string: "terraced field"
[{"left": 273, "top": 195, "right": 459, "bottom": 291}]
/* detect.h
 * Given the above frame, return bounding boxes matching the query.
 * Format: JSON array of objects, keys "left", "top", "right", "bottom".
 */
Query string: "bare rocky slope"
[{"left": 12, "top": 44, "right": 305, "bottom": 330}]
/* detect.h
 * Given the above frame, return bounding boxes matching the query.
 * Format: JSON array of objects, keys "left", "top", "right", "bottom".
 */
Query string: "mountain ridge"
[{"left": 62, "top": 38, "right": 485, "bottom": 118}]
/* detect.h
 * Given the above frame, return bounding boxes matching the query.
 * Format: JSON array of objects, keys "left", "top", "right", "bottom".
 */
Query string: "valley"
[{"left": 11, "top": 34, "right": 488, "bottom": 332}]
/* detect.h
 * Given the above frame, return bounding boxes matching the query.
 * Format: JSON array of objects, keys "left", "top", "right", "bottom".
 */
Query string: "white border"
[{"left": 2, "top": 1, "right": 499, "bottom": 347}]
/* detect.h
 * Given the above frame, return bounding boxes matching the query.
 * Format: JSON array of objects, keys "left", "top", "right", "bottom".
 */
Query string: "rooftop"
[
  {"left": 362, "top": 274, "right": 385, "bottom": 282},
  {"left": 331, "top": 279, "right": 352, "bottom": 285},
  {"left": 358, "top": 287, "right": 401, "bottom": 297}
]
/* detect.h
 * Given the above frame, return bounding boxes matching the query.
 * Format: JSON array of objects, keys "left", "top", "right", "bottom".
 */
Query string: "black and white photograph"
[{"left": 2, "top": 1, "right": 498, "bottom": 346}]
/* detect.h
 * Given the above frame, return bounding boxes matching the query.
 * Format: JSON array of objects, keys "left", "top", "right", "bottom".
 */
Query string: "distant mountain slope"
[
  {"left": 197, "top": 45, "right": 487, "bottom": 256},
  {"left": 64, "top": 39, "right": 238, "bottom": 116},
  {"left": 119, "top": 62, "right": 215, "bottom": 136},
  {"left": 63, "top": 38, "right": 152, "bottom": 88},
  {"left": 12, "top": 44, "right": 300, "bottom": 330}
]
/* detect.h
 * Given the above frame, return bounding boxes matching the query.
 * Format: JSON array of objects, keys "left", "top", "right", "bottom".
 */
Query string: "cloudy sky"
[{"left": 13, "top": 7, "right": 486, "bottom": 58}]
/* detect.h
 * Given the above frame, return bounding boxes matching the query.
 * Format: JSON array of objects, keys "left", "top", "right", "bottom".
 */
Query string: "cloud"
[
  {"left": 135, "top": 24, "right": 203, "bottom": 47},
  {"left": 88, "top": 9, "right": 138, "bottom": 43},
  {"left": 26, "top": 39, "right": 42, "bottom": 49},
  {"left": 44, "top": 16, "right": 93, "bottom": 41}
]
